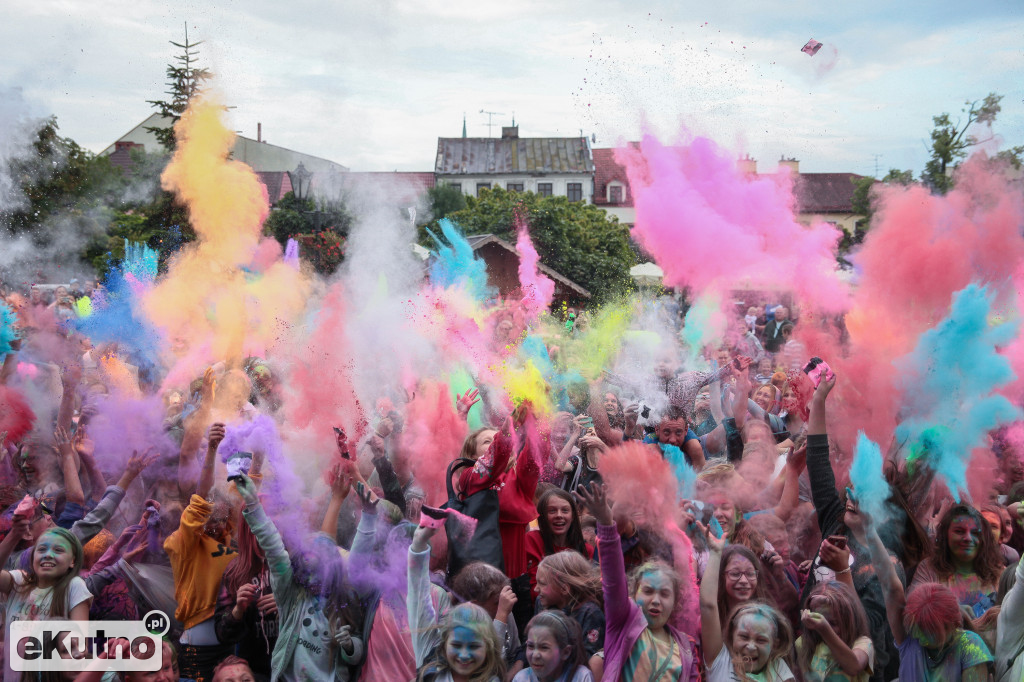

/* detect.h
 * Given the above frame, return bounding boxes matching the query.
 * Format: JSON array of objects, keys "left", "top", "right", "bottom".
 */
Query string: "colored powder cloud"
[
  {"left": 428, "top": 218, "right": 492, "bottom": 302},
  {"left": 515, "top": 217, "right": 554, "bottom": 317},
  {"left": 894, "top": 284, "right": 1021, "bottom": 499},
  {"left": 618, "top": 134, "right": 848, "bottom": 315},
  {"left": 0, "top": 302, "right": 18, "bottom": 356},
  {"left": 849, "top": 431, "right": 890, "bottom": 524}
]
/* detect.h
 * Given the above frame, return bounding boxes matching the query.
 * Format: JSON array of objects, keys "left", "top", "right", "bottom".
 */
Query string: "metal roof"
[{"left": 435, "top": 137, "right": 594, "bottom": 175}]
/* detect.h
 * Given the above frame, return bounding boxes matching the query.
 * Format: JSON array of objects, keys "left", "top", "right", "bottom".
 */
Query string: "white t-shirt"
[
  {"left": 4, "top": 570, "right": 92, "bottom": 682},
  {"left": 706, "top": 647, "right": 795, "bottom": 682}
]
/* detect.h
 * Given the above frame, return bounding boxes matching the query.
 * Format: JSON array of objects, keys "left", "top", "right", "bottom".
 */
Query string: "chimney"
[
  {"left": 257, "top": 122, "right": 262, "bottom": 143},
  {"left": 778, "top": 156, "right": 800, "bottom": 174},
  {"left": 737, "top": 154, "right": 757, "bottom": 175},
  {"left": 501, "top": 126, "right": 519, "bottom": 139}
]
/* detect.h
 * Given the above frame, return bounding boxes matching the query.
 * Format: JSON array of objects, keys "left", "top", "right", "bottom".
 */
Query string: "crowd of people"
[{"left": 2, "top": 269, "right": 1024, "bottom": 682}]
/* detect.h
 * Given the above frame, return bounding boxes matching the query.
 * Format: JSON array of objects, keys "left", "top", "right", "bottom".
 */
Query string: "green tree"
[
  {"left": 921, "top": 93, "right": 1003, "bottom": 194},
  {"left": 263, "top": 191, "right": 353, "bottom": 247},
  {"left": 444, "top": 187, "right": 636, "bottom": 302},
  {"left": 146, "top": 26, "right": 212, "bottom": 152},
  {"left": 425, "top": 183, "right": 466, "bottom": 221}
]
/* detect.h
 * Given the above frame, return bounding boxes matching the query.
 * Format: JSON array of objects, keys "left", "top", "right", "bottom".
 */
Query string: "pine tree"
[{"left": 146, "top": 25, "right": 212, "bottom": 152}]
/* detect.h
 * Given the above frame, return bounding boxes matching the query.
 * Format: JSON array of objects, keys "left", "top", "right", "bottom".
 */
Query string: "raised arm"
[
  {"left": 805, "top": 375, "right": 842, "bottom": 535},
  {"left": 576, "top": 483, "right": 634, "bottom": 633},
  {"left": 848, "top": 501, "right": 906, "bottom": 644},
  {"left": 177, "top": 368, "right": 216, "bottom": 494},
  {"left": 56, "top": 426, "right": 85, "bottom": 507},
  {"left": 772, "top": 444, "right": 806, "bottom": 522},
  {"left": 320, "top": 463, "right": 353, "bottom": 539},
  {"left": 0, "top": 516, "right": 31, "bottom": 594},
  {"left": 194, "top": 423, "right": 224, "bottom": 499},
  {"left": 236, "top": 475, "right": 293, "bottom": 591},
  {"left": 408, "top": 522, "right": 442, "bottom": 667},
  {"left": 699, "top": 524, "right": 728, "bottom": 663}
]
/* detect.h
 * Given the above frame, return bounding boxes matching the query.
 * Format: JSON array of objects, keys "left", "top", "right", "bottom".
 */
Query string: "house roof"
[
  {"left": 794, "top": 173, "right": 865, "bottom": 214},
  {"left": 464, "top": 234, "right": 591, "bottom": 299},
  {"left": 255, "top": 171, "right": 293, "bottom": 204},
  {"left": 435, "top": 137, "right": 594, "bottom": 175},
  {"left": 592, "top": 146, "right": 636, "bottom": 207}
]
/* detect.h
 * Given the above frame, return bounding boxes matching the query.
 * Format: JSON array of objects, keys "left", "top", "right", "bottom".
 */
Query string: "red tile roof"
[
  {"left": 108, "top": 141, "right": 143, "bottom": 175},
  {"left": 793, "top": 173, "right": 865, "bottom": 213},
  {"left": 592, "top": 145, "right": 637, "bottom": 207},
  {"left": 593, "top": 147, "right": 864, "bottom": 214},
  {"left": 256, "top": 171, "right": 293, "bottom": 204}
]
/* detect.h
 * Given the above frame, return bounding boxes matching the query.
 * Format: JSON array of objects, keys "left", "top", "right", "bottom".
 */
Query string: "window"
[
  {"left": 506, "top": 182, "right": 524, "bottom": 193},
  {"left": 537, "top": 182, "right": 553, "bottom": 197},
  {"left": 567, "top": 182, "right": 583, "bottom": 202},
  {"left": 476, "top": 182, "right": 491, "bottom": 196},
  {"left": 609, "top": 184, "right": 623, "bottom": 203},
  {"left": 447, "top": 182, "right": 462, "bottom": 193}
]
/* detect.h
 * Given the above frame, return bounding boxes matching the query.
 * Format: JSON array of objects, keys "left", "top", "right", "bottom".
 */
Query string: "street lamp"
[{"left": 289, "top": 162, "right": 313, "bottom": 202}]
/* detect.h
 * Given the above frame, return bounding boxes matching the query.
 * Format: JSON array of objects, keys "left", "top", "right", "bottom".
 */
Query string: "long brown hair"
[
  {"left": 539, "top": 551, "right": 602, "bottom": 611},
  {"left": 932, "top": 504, "right": 1004, "bottom": 585},
  {"left": 536, "top": 488, "right": 588, "bottom": 557},
  {"left": 796, "top": 581, "right": 869, "bottom": 673},
  {"left": 20, "top": 527, "right": 84, "bottom": 619},
  {"left": 717, "top": 545, "right": 773, "bottom": 626}
]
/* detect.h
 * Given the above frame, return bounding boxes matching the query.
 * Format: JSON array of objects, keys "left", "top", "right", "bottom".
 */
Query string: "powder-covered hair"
[
  {"left": 451, "top": 561, "right": 508, "bottom": 605},
  {"left": 524, "top": 610, "right": 587, "bottom": 675},
  {"left": 21, "top": 527, "right": 84, "bottom": 618},
  {"left": 627, "top": 560, "right": 683, "bottom": 621},
  {"left": 536, "top": 488, "right": 588, "bottom": 557},
  {"left": 932, "top": 504, "right": 1004, "bottom": 585},
  {"left": 723, "top": 602, "right": 793, "bottom": 675},
  {"left": 538, "top": 550, "right": 602, "bottom": 610},
  {"left": 797, "top": 581, "right": 869, "bottom": 673},
  {"left": 418, "top": 602, "right": 505, "bottom": 682},
  {"left": 904, "top": 582, "right": 962, "bottom": 639}
]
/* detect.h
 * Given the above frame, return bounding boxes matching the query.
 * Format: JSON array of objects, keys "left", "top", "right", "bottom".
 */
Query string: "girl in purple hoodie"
[{"left": 576, "top": 483, "right": 699, "bottom": 681}]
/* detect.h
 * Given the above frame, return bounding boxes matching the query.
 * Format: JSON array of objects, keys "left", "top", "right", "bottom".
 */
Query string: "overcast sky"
[{"left": 3, "top": 0, "right": 1022, "bottom": 176}]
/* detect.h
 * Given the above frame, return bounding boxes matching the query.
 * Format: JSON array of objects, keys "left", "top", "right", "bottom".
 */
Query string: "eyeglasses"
[{"left": 725, "top": 570, "right": 757, "bottom": 582}]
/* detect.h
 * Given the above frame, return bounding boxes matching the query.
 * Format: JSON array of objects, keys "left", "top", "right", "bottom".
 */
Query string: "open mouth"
[{"left": 39, "top": 561, "right": 56, "bottom": 569}]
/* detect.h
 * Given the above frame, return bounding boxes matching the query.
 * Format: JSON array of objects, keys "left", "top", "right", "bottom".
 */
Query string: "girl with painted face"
[
  {"left": 408, "top": 521, "right": 505, "bottom": 682},
  {"left": 575, "top": 483, "right": 699, "bottom": 681},
  {"left": 0, "top": 523, "right": 91, "bottom": 682},
  {"left": 514, "top": 610, "right": 594, "bottom": 682},
  {"left": 849, "top": 501, "right": 993, "bottom": 682},
  {"left": 910, "top": 504, "right": 1004, "bottom": 617},
  {"left": 699, "top": 524, "right": 796, "bottom": 681},
  {"left": 796, "top": 581, "right": 874, "bottom": 681}
]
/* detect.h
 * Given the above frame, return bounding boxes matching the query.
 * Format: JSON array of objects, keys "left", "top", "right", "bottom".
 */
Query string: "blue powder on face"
[
  {"left": 0, "top": 303, "right": 18, "bottom": 356},
  {"left": 894, "top": 284, "right": 1021, "bottom": 498}
]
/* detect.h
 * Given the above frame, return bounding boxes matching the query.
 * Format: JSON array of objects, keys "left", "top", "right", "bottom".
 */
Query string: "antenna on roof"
[{"left": 480, "top": 109, "right": 505, "bottom": 137}]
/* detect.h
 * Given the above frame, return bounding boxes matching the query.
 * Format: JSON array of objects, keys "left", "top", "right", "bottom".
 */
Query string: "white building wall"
[{"left": 437, "top": 174, "right": 595, "bottom": 204}]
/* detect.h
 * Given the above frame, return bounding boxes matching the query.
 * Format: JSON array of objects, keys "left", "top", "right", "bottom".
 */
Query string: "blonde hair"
[
  {"left": 538, "top": 551, "right": 602, "bottom": 610},
  {"left": 418, "top": 602, "right": 505, "bottom": 682},
  {"left": 459, "top": 427, "right": 496, "bottom": 461}
]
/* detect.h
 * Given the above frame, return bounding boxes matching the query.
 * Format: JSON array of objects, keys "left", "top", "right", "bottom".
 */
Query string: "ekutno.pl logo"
[{"left": 11, "top": 610, "right": 170, "bottom": 672}]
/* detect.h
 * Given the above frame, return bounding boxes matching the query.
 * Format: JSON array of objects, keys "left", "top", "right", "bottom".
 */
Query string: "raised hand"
[
  {"left": 575, "top": 482, "right": 613, "bottom": 526},
  {"left": 332, "top": 622, "right": 353, "bottom": 654},
  {"left": 814, "top": 372, "right": 837, "bottom": 400},
  {"left": 354, "top": 481, "right": 378, "bottom": 511},
  {"left": 456, "top": 389, "right": 481, "bottom": 419},
  {"left": 233, "top": 474, "right": 259, "bottom": 507},
  {"left": 53, "top": 426, "right": 74, "bottom": 459},
  {"left": 801, "top": 609, "right": 829, "bottom": 633},
  {"left": 207, "top": 423, "right": 226, "bottom": 451},
  {"left": 200, "top": 367, "right": 217, "bottom": 406},
  {"left": 126, "top": 448, "right": 160, "bottom": 477},
  {"left": 698, "top": 521, "right": 728, "bottom": 554}
]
